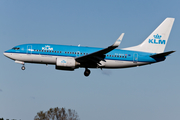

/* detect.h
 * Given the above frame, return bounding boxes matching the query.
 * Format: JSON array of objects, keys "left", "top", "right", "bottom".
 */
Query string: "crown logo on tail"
[
  {"left": 153, "top": 34, "right": 162, "bottom": 39},
  {"left": 149, "top": 34, "right": 166, "bottom": 44}
]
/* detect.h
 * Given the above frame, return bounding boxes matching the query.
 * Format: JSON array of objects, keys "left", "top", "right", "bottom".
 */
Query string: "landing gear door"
[
  {"left": 27, "top": 45, "right": 32, "bottom": 54},
  {"left": 133, "top": 53, "right": 138, "bottom": 63}
]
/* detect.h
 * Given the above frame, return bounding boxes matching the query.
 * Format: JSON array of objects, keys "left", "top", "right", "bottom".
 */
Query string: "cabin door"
[
  {"left": 27, "top": 45, "right": 32, "bottom": 54},
  {"left": 76, "top": 51, "right": 80, "bottom": 57},
  {"left": 133, "top": 53, "right": 138, "bottom": 63}
]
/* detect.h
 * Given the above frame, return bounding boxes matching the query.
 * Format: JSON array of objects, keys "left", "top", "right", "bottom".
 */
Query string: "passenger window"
[{"left": 122, "top": 56, "right": 124, "bottom": 58}]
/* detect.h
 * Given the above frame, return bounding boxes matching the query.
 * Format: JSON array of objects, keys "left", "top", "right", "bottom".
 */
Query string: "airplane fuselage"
[{"left": 4, "top": 43, "right": 159, "bottom": 69}]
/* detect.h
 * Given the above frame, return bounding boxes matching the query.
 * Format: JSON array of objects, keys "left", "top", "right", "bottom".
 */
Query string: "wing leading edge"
[{"left": 75, "top": 33, "right": 124, "bottom": 64}]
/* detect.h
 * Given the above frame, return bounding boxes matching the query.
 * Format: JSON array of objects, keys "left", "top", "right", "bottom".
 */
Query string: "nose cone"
[
  {"left": 3, "top": 51, "right": 11, "bottom": 58},
  {"left": 4, "top": 52, "right": 8, "bottom": 57}
]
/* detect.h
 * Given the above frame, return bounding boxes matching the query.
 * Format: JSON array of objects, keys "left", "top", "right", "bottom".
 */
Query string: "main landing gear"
[
  {"left": 21, "top": 65, "right": 25, "bottom": 70},
  {"left": 84, "top": 68, "right": 91, "bottom": 77}
]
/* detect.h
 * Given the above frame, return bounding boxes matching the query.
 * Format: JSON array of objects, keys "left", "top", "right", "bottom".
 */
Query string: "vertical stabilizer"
[{"left": 123, "top": 18, "right": 175, "bottom": 53}]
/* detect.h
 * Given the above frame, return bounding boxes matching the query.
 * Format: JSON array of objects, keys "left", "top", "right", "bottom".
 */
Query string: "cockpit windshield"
[{"left": 12, "top": 47, "right": 20, "bottom": 50}]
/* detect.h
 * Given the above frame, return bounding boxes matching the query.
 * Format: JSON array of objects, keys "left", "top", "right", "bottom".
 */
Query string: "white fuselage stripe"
[{"left": 4, "top": 52, "right": 151, "bottom": 68}]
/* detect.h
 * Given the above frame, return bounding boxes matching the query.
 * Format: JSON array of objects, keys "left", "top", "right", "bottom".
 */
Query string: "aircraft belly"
[
  {"left": 39, "top": 55, "right": 56, "bottom": 64},
  {"left": 9, "top": 53, "right": 56, "bottom": 64},
  {"left": 104, "top": 60, "right": 149, "bottom": 68}
]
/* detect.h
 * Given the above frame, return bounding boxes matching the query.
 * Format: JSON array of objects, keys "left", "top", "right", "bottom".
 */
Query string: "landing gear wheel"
[
  {"left": 84, "top": 68, "right": 91, "bottom": 77},
  {"left": 21, "top": 66, "right": 25, "bottom": 70}
]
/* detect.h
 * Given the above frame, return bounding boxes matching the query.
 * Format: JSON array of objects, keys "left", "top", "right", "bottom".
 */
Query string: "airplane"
[{"left": 4, "top": 18, "right": 175, "bottom": 77}]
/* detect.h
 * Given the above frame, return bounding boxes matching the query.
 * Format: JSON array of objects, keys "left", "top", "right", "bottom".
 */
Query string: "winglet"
[{"left": 112, "top": 33, "right": 124, "bottom": 47}]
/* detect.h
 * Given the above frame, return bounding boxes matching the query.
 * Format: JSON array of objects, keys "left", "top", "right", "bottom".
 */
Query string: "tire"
[
  {"left": 84, "top": 69, "right": 90, "bottom": 77},
  {"left": 21, "top": 66, "right": 25, "bottom": 70}
]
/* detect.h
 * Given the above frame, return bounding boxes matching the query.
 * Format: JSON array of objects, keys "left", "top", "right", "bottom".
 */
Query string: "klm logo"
[
  {"left": 149, "top": 34, "right": 166, "bottom": 44},
  {"left": 61, "top": 60, "right": 66, "bottom": 63},
  {"left": 117, "top": 39, "right": 121, "bottom": 42},
  {"left": 42, "top": 45, "right": 53, "bottom": 50}
]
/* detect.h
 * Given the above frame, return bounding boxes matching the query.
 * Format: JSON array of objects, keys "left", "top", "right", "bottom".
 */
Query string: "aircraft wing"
[{"left": 75, "top": 33, "right": 124, "bottom": 64}]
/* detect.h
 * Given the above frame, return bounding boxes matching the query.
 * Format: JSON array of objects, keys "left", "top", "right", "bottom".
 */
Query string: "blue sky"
[{"left": 0, "top": 0, "right": 180, "bottom": 120}]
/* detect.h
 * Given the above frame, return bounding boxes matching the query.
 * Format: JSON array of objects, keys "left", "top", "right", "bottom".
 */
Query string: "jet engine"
[{"left": 56, "top": 57, "right": 79, "bottom": 71}]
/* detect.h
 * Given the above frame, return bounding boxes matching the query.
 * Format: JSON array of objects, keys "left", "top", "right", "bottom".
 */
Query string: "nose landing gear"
[
  {"left": 84, "top": 68, "right": 91, "bottom": 77},
  {"left": 21, "top": 66, "right": 25, "bottom": 70}
]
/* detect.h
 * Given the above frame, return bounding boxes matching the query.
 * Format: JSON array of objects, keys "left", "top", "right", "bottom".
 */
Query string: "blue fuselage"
[{"left": 4, "top": 43, "right": 158, "bottom": 63}]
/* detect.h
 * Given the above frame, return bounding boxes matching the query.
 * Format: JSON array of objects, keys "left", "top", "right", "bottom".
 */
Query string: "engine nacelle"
[{"left": 56, "top": 57, "right": 79, "bottom": 71}]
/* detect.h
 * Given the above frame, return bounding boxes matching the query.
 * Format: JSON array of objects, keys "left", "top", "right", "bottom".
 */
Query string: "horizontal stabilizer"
[{"left": 150, "top": 51, "right": 175, "bottom": 58}]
